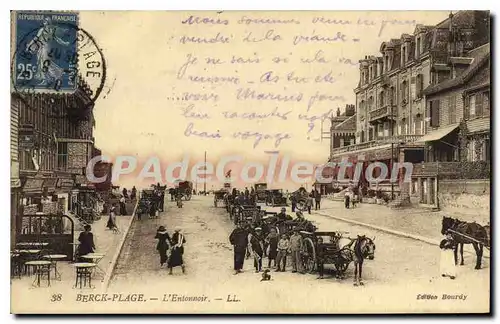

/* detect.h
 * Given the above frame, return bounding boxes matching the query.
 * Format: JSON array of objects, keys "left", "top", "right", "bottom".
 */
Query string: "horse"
[
  {"left": 441, "top": 216, "right": 488, "bottom": 269},
  {"left": 339, "top": 235, "right": 375, "bottom": 286}
]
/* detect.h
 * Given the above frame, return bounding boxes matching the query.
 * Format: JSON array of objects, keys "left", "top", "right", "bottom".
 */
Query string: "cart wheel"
[
  {"left": 302, "top": 237, "right": 316, "bottom": 273},
  {"left": 185, "top": 193, "right": 192, "bottom": 201}
]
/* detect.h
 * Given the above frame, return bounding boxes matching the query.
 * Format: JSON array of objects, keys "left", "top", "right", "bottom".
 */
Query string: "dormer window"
[
  {"left": 380, "top": 90, "right": 385, "bottom": 107},
  {"left": 416, "top": 36, "right": 421, "bottom": 58},
  {"left": 402, "top": 45, "right": 407, "bottom": 65}
]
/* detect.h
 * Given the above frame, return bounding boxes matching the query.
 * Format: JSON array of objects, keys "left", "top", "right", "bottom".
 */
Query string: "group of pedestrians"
[
  {"left": 155, "top": 226, "right": 186, "bottom": 275},
  {"left": 228, "top": 210, "right": 311, "bottom": 275}
]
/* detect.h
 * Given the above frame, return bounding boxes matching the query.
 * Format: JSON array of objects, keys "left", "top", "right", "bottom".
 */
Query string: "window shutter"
[
  {"left": 435, "top": 100, "right": 440, "bottom": 126},
  {"left": 449, "top": 95, "right": 456, "bottom": 124},
  {"left": 483, "top": 92, "right": 490, "bottom": 116},
  {"left": 476, "top": 92, "right": 484, "bottom": 116},
  {"left": 464, "top": 95, "right": 470, "bottom": 119}
]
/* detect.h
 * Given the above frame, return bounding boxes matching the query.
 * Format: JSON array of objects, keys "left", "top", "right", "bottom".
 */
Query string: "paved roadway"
[{"left": 108, "top": 195, "right": 489, "bottom": 313}]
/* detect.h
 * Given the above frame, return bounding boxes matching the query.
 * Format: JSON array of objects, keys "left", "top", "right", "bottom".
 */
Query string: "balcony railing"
[
  {"left": 369, "top": 105, "right": 395, "bottom": 121},
  {"left": 331, "top": 134, "right": 423, "bottom": 156}
]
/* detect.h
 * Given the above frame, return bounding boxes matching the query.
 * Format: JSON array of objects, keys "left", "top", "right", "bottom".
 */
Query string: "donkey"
[
  {"left": 441, "top": 216, "right": 488, "bottom": 270},
  {"left": 351, "top": 235, "right": 376, "bottom": 286}
]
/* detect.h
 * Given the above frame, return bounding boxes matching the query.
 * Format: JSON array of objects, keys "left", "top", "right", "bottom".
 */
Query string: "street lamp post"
[{"left": 204, "top": 151, "right": 207, "bottom": 195}]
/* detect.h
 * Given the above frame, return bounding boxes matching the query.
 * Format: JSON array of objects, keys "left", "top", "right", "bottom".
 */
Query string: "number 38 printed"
[{"left": 17, "top": 63, "right": 37, "bottom": 80}]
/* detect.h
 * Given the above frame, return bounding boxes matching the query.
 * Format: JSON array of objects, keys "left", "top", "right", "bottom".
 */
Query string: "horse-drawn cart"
[
  {"left": 254, "top": 183, "right": 267, "bottom": 203},
  {"left": 290, "top": 187, "right": 309, "bottom": 212},
  {"left": 265, "top": 189, "right": 288, "bottom": 207},
  {"left": 214, "top": 189, "right": 228, "bottom": 207},
  {"left": 177, "top": 181, "right": 193, "bottom": 201}
]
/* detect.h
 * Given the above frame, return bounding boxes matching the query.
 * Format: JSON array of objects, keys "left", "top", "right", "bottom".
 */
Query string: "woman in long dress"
[
  {"left": 439, "top": 232, "right": 457, "bottom": 279},
  {"left": 168, "top": 227, "right": 186, "bottom": 274},
  {"left": 77, "top": 225, "right": 95, "bottom": 261},
  {"left": 106, "top": 204, "right": 117, "bottom": 230},
  {"left": 155, "top": 226, "right": 171, "bottom": 267}
]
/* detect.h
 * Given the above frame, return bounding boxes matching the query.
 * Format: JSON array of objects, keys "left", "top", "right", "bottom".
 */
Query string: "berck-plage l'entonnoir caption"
[{"left": 75, "top": 293, "right": 240, "bottom": 303}]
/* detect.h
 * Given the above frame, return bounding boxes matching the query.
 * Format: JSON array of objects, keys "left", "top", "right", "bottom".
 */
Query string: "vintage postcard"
[{"left": 10, "top": 10, "right": 491, "bottom": 314}]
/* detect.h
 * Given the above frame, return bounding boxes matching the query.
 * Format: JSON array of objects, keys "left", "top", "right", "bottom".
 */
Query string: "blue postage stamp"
[{"left": 14, "top": 11, "right": 79, "bottom": 92}]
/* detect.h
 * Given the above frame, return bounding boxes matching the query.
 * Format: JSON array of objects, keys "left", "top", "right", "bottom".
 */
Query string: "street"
[{"left": 107, "top": 195, "right": 490, "bottom": 313}]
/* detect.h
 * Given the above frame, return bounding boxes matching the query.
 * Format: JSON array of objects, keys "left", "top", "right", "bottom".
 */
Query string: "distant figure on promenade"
[
  {"left": 131, "top": 186, "right": 137, "bottom": 200},
  {"left": 168, "top": 227, "right": 186, "bottom": 275},
  {"left": 107, "top": 204, "right": 118, "bottom": 230},
  {"left": 344, "top": 189, "right": 351, "bottom": 209},
  {"left": 119, "top": 195, "right": 128, "bottom": 215},
  {"left": 155, "top": 226, "right": 171, "bottom": 267},
  {"left": 77, "top": 225, "right": 95, "bottom": 261},
  {"left": 122, "top": 188, "right": 128, "bottom": 199},
  {"left": 307, "top": 194, "right": 314, "bottom": 214},
  {"left": 314, "top": 189, "right": 322, "bottom": 210},
  {"left": 229, "top": 223, "right": 249, "bottom": 275}
]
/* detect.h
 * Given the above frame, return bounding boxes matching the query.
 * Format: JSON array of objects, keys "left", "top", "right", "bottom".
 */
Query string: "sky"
[{"left": 78, "top": 11, "right": 449, "bottom": 189}]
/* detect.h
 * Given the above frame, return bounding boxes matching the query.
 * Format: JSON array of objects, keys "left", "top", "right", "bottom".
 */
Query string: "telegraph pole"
[
  {"left": 390, "top": 88, "right": 395, "bottom": 200},
  {"left": 204, "top": 151, "right": 207, "bottom": 195}
]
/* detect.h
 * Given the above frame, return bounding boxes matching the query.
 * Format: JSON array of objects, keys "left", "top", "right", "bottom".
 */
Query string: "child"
[
  {"left": 275, "top": 234, "right": 290, "bottom": 272},
  {"left": 265, "top": 228, "right": 279, "bottom": 269},
  {"left": 439, "top": 231, "right": 457, "bottom": 279},
  {"left": 316, "top": 237, "right": 325, "bottom": 279}
]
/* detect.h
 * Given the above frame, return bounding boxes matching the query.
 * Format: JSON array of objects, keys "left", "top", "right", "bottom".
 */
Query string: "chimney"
[{"left": 336, "top": 107, "right": 341, "bottom": 117}]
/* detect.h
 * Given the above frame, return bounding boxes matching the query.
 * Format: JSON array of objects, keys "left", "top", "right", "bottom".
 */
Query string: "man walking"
[
  {"left": 289, "top": 228, "right": 304, "bottom": 274},
  {"left": 229, "top": 223, "right": 249, "bottom": 275},
  {"left": 314, "top": 189, "right": 322, "bottom": 210}
]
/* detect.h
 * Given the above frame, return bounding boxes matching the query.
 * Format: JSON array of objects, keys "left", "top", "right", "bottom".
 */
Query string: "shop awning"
[
  {"left": 416, "top": 124, "right": 459, "bottom": 143},
  {"left": 22, "top": 178, "right": 45, "bottom": 193}
]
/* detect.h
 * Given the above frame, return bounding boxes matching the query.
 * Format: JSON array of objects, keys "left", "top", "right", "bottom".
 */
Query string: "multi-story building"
[
  {"left": 12, "top": 78, "right": 104, "bottom": 240},
  {"left": 329, "top": 10, "right": 490, "bottom": 206}
]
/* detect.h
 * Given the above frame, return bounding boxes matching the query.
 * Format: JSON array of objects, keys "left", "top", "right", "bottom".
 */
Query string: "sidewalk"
[{"left": 11, "top": 214, "right": 135, "bottom": 293}]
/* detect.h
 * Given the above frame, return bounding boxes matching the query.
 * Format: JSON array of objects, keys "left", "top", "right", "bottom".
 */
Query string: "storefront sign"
[
  {"left": 19, "top": 134, "right": 35, "bottom": 149},
  {"left": 57, "top": 178, "right": 75, "bottom": 188}
]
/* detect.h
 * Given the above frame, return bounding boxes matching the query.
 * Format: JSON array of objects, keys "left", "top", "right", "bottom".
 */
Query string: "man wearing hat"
[
  {"left": 249, "top": 227, "right": 265, "bottom": 273},
  {"left": 229, "top": 223, "right": 249, "bottom": 275},
  {"left": 289, "top": 228, "right": 304, "bottom": 274}
]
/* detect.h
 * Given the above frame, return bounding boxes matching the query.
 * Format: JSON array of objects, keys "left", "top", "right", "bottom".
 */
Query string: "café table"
[
  {"left": 13, "top": 250, "right": 41, "bottom": 275},
  {"left": 25, "top": 260, "right": 52, "bottom": 287},
  {"left": 72, "top": 263, "right": 96, "bottom": 289},
  {"left": 42, "top": 254, "right": 67, "bottom": 281},
  {"left": 81, "top": 253, "right": 106, "bottom": 280}
]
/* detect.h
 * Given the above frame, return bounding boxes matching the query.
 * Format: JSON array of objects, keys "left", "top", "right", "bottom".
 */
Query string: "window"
[
  {"left": 467, "top": 140, "right": 477, "bottom": 162},
  {"left": 469, "top": 95, "right": 476, "bottom": 118},
  {"left": 385, "top": 55, "right": 389, "bottom": 72},
  {"left": 430, "top": 100, "right": 440, "bottom": 127},
  {"left": 449, "top": 95, "right": 457, "bottom": 124},
  {"left": 416, "top": 74, "right": 423, "bottom": 98},
  {"left": 390, "top": 86, "right": 396, "bottom": 104},
  {"left": 368, "top": 96, "right": 374, "bottom": 110},
  {"left": 416, "top": 37, "right": 421, "bottom": 58},
  {"left": 380, "top": 91, "right": 385, "bottom": 106},
  {"left": 57, "top": 142, "right": 68, "bottom": 170},
  {"left": 401, "top": 80, "right": 408, "bottom": 104}
]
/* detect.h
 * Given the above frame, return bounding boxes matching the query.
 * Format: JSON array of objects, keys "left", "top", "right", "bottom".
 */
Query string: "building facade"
[
  {"left": 12, "top": 78, "right": 107, "bottom": 240},
  {"left": 329, "top": 10, "right": 490, "bottom": 207}
]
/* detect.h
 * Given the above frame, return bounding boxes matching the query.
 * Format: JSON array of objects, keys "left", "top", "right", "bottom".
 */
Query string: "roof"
[
  {"left": 423, "top": 43, "right": 490, "bottom": 96},
  {"left": 416, "top": 123, "right": 459, "bottom": 143},
  {"left": 333, "top": 114, "right": 356, "bottom": 132}
]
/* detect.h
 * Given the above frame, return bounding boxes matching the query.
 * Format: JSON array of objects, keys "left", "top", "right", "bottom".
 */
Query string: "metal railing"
[{"left": 331, "top": 134, "right": 423, "bottom": 156}]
